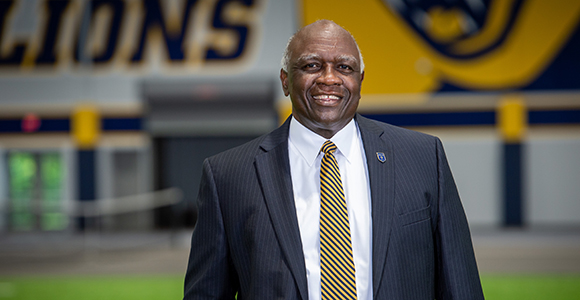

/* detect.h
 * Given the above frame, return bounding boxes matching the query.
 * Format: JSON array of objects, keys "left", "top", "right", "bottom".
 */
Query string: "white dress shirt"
[{"left": 288, "top": 117, "right": 373, "bottom": 300}]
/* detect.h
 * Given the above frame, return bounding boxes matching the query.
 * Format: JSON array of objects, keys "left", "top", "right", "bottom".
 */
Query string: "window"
[{"left": 7, "top": 151, "right": 68, "bottom": 231}]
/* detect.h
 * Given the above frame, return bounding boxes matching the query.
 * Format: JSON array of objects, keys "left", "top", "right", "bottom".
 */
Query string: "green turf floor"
[
  {"left": 0, "top": 274, "right": 579, "bottom": 299},
  {"left": 481, "top": 274, "right": 580, "bottom": 300},
  {"left": 0, "top": 275, "right": 183, "bottom": 300}
]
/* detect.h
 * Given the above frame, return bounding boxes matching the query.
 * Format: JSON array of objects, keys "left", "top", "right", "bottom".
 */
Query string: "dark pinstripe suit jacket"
[{"left": 184, "top": 115, "right": 484, "bottom": 299}]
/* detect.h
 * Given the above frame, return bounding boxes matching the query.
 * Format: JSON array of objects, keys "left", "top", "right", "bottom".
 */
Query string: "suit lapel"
[
  {"left": 356, "top": 115, "right": 396, "bottom": 296},
  {"left": 254, "top": 118, "right": 308, "bottom": 300}
]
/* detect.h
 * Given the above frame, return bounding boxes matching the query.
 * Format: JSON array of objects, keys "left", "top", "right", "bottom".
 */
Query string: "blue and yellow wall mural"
[{"left": 301, "top": 0, "right": 580, "bottom": 94}]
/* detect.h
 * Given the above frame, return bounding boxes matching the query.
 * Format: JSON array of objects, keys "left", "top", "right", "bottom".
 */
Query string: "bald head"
[{"left": 281, "top": 20, "right": 364, "bottom": 74}]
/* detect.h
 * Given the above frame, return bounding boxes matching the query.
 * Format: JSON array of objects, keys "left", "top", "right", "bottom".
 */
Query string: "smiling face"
[{"left": 280, "top": 20, "right": 364, "bottom": 139}]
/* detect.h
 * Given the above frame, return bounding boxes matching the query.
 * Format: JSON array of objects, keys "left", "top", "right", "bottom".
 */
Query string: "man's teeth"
[{"left": 313, "top": 95, "right": 340, "bottom": 100}]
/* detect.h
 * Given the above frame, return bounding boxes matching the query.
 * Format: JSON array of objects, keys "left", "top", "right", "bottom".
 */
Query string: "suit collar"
[
  {"left": 256, "top": 116, "right": 308, "bottom": 300},
  {"left": 356, "top": 114, "right": 396, "bottom": 296}
]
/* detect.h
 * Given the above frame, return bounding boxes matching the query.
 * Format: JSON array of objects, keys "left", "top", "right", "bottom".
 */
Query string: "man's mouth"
[{"left": 312, "top": 94, "right": 342, "bottom": 104}]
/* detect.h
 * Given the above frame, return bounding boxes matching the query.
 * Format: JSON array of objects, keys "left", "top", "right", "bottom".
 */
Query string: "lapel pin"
[{"left": 376, "top": 152, "right": 386, "bottom": 163}]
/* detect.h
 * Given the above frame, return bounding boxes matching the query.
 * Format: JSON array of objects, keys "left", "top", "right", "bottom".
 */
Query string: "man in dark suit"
[{"left": 184, "top": 20, "right": 484, "bottom": 299}]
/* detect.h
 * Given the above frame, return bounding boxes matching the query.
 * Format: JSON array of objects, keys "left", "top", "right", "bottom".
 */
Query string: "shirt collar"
[{"left": 289, "top": 116, "right": 358, "bottom": 166}]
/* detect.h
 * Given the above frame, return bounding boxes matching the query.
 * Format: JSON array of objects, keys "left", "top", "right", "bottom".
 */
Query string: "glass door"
[{"left": 7, "top": 151, "right": 68, "bottom": 231}]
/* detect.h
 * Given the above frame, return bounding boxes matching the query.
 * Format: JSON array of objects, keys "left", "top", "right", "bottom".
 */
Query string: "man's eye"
[
  {"left": 304, "top": 63, "right": 319, "bottom": 69},
  {"left": 338, "top": 64, "right": 353, "bottom": 71}
]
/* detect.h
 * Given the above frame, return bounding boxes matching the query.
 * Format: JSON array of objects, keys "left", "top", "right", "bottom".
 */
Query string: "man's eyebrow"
[
  {"left": 294, "top": 54, "right": 359, "bottom": 66},
  {"left": 296, "top": 54, "right": 321, "bottom": 63},
  {"left": 336, "top": 55, "right": 358, "bottom": 63}
]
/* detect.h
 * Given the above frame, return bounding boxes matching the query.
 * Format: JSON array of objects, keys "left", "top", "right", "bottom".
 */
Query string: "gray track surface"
[{"left": 1, "top": 227, "right": 579, "bottom": 276}]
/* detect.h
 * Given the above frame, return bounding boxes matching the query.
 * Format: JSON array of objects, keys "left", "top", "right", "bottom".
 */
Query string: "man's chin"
[{"left": 313, "top": 116, "right": 352, "bottom": 130}]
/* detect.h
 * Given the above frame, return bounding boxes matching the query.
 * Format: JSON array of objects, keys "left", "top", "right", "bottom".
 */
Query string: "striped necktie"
[{"left": 319, "top": 140, "right": 357, "bottom": 300}]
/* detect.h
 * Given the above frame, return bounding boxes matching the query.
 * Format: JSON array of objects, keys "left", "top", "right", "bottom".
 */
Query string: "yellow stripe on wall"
[
  {"left": 498, "top": 95, "right": 527, "bottom": 143},
  {"left": 72, "top": 104, "right": 101, "bottom": 149}
]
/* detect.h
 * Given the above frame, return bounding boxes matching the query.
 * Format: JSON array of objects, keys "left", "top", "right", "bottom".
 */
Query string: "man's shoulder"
[
  {"left": 206, "top": 122, "right": 289, "bottom": 165},
  {"left": 357, "top": 115, "right": 438, "bottom": 144},
  {"left": 206, "top": 134, "right": 266, "bottom": 165}
]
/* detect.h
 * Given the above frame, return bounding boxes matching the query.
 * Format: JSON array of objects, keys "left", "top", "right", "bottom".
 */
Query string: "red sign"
[{"left": 22, "top": 113, "right": 41, "bottom": 133}]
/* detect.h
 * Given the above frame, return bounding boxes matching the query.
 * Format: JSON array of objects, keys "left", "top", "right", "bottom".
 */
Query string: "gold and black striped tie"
[{"left": 319, "top": 140, "right": 357, "bottom": 300}]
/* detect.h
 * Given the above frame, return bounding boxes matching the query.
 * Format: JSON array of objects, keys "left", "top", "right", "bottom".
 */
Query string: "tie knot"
[{"left": 321, "top": 140, "right": 337, "bottom": 155}]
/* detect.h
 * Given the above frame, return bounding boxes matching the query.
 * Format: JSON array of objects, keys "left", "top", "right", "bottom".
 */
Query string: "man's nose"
[{"left": 316, "top": 65, "right": 342, "bottom": 85}]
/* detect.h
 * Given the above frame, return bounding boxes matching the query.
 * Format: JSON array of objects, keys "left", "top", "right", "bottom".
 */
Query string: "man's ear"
[
  {"left": 280, "top": 69, "right": 290, "bottom": 97},
  {"left": 360, "top": 71, "right": 365, "bottom": 84}
]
